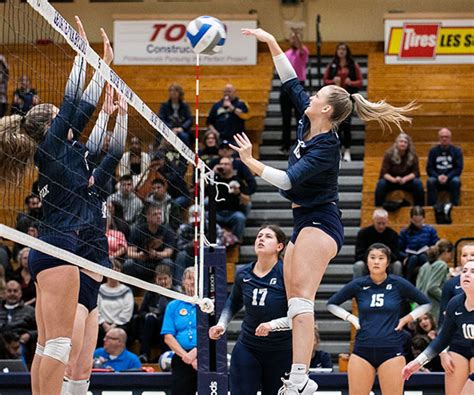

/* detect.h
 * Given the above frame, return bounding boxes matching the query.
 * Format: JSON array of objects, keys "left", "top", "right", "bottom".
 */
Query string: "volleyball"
[
  {"left": 159, "top": 351, "right": 175, "bottom": 372},
  {"left": 186, "top": 16, "right": 226, "bottom": 55}
]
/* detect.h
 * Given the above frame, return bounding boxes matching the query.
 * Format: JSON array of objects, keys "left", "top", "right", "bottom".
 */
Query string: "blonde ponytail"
[
  {"left": 352, "top": 94, "right": 419, "bottom": 132},
  {"left": 0, "top": 115, "right": 36, "bottom": 183}
]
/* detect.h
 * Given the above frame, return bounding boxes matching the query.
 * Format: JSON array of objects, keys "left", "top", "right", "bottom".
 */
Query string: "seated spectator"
[
  {"left": 415, "top": 313, "right": 437, "bottom": 340},
  {"left": 375, "top": 133, "right": 424, "bottom": 207},
  {"left": 0, "top": 54, "right": 8, "bottom": 118},
  {"left": 0, "top": 236, "right": 12, "bottom": 271},
  {"left": 399, "top": 206, "right": 439, "bottom": 284},
  {"left": 7, "top": 248, "right": 35, "bottom": 306},
  {"left": 118, "top": 137, "right": 151, "bottom": 188},
  {"left": 107, "top": 201, "right": 131, "bottom": 240},
  {"left": 10, "top": 75, "right": 39, "bottom": 115},
  {"left": 416, "top": 240, "right": 452, "bottom": 321},
  {"left": 137, "top": 264, "right": 174, "bottom": 363},
  {"left": 145, "top": 179, "right": 182, "bottom": 231},
  {"left": 93, "top": 328, "right": 141, "bottom": 371},
  {"left": 198, "top": 129, "right": 220, "bottom": 166},
  {"left": 158, "top": 83, "right": 192, "bottom": 147},
  {"left": 211, "top": 157, "right": 250, "bottom": 243},
  {"left": 124, "top": 204, "right": 175, "bottom": 282},
  {"left": 97, "top": 260, "right": 134, "bottom": 347},
  {"left": 206, "top": 83, "right": 249, "bottom": 143},
  {"left": 162, "top": 267, "right": 198, "bottom": 395},
  {"left": 15, "top": 194, "right": 42, "bottom": 234},
  {"left": 310, "top": 326, "right": 333, "bottom": 369},
  {"left": 0, "top": 331, "right": 27, "bottom": 368},
  {"left": 353, "top": 208, "right": 402, "bottom": 278},
  {"left": 426, "top": 128, "right": 463, "bottom": 206},
  {"left": 135, "top": 151, "right": 167, "bottom": 201},
  {"left": 107, "top": 174, "right": 144, "bottom": 226},
  {"left": 0, "top": 280, "right": 36, "bottom": 362},
  {"left": 409, "top": 334, "right": 442, "bottom": 372}
]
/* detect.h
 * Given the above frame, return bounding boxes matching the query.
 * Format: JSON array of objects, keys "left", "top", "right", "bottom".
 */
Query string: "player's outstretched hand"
[
  {"left": 117, "top": 92, "right": 128, "bottom": 115},
  {"left": 102, "top": 84, "right": 118, "bottom": 114},
  {"left": 209, "top": 325, "right": 225, "bottom": 340},
  {"left": 402, "top": 360, "right": 421, "bottom": 381},
  {"left": 255, "top": 322, "right": 272, "bottom": 337},
  {"left": 241, "top": 28, "right": 275, "bottom": 43},
  {"left": 101, "top": 28, "right": 114, "bottom": 65},
  {"left": 75, "top": 16, "right": 89, "bottom": 45},
  {"left": 229, "top": 133, "right": 253, "bottom": 163}
]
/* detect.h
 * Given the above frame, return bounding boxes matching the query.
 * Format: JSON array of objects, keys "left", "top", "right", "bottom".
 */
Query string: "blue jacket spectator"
[
  {"left": 93, "top": 328, "right": 141, "bottom": 371},
  {"left": 158, "top": 83, "right": 192, "bottom": 147},
  {"left": 399, "top": 206, "right": 439, "bottom": 284},
  {"left": 161, "top": 268, "right": 198, "bottom": 395},
  {"left": 426, "top": 128, "right": 463, "bottom": 206},
  {"left": 206, "top": 84, "right": 249, "bottom": 142}
]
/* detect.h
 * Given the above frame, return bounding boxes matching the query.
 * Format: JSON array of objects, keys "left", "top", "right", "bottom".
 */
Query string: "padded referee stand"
[{"left": 197, "top": 246, "right": 228, "bottom": 394}]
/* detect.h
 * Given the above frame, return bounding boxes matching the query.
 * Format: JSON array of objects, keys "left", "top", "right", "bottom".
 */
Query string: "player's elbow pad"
[{"left": 262, "top": 166, "right": 292, "bottom": 190}]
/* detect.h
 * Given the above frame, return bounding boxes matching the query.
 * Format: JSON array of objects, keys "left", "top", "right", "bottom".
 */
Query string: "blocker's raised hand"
[{"left": 241, "top": 28, "right": 276, "bottom": 43}]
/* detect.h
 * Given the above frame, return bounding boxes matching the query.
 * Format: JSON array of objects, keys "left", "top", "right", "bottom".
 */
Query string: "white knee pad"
[
  {"left": 35, "top": 343, "right": 45, "bottom": 357},
  {"left": 43, "top": 337, "right": 72, "bottom": 365},
  {"left": 288, "top": 297, "right": 314, "bottom": 320}
]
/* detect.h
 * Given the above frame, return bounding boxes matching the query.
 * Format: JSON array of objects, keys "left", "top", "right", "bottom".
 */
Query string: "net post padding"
[
  {"left": 0, "top": 224, "right": 200, "bottom": 305},
  {"left": 197, "top": 246, "right": 228, "bottom": 395}
]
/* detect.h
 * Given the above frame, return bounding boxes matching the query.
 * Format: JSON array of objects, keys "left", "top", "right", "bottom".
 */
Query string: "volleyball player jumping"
[
  {"left": 403, "top": 260, "right": 474, "bottom": 395},
  {"left": 233, "top": 28, "right": 417, "bottom": 394}
]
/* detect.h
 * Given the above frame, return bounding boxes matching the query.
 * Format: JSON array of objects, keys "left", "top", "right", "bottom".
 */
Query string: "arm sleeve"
[
  {"left": 216, "top": 272, "right": 244, "bottom": 329},
  {"left": 261, "top": 166, "right": 292, "bottom": 191},
  {"left": 286, "top": 142, "right": 336, "bottom": 186},
  {"left": 327, "top": 304, "right": 352, "bottom": 321},
  {"left": 447, "top": 147, "right": 463, "bottom": 179},
  {"left": 273, "top": 53, "right": 297, "bottom": 83},
  {"left": 86, "top": 110, "right": 109, "bottom": 156},
  {"left": 269, "top": 316, "right": 291, "bottom": 332}
]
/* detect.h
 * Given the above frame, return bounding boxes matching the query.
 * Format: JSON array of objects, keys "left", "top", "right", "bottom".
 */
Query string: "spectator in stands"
[
  {"left": 10, "top": 75, "right": 39, "bottom": 116},
  {"left": 199, "top": 129, "right": 220, "bottom": 166},
  {"left": 158, "top": 83, "right": 192, "bottom": 147},
  {"left": 157, "top": 139, "right": 191, "bottom": 209},
  {"left": 97, "top": 260, "right": 134, "bottom": 347},
  {"left": 409, "top": 334, "right": 442, "bottom": 372},
  {"left": 145, "top": 178, "right": 181, "bottom": 231},
  {"left": 426, "top": 128, "right": 463, "bottom": 206},
  {"left": 93, "top": 328, "right": 141, "bottom": 371},
  {"left": 212, "top": 156, "right": 250, "bottom": 243},
  {"left": 400, "top": 206, "right": 439, "bottom": 284},
  {"left": 107, "top": 174, "right": 144, "bottom": 225},
  {"left": 0, "top": 54, "right": 9, "bottom": 118},
  {"left": 135, "top": 151, "right": 167, "bottom": 200},
  {"left": 323, "top": 43, "right": 363, "bottom": 162},
  {"left": 0, "top": 280, "right": 36, "bottom": 359},
  {"left": 279, "top": 28, "right": 308, "bottom": 153},
  {"left": 6, "top": 248, "right": 35, "bottom": 306},
  {"left": 162, "top": 267, "right": 198, "bottom": 395},
  {"left": 206, "top": 83, "right": 249, "bottom": 143},
  {"left": 416, "top": 240, "right": 452, "bottom": 321},
  {"left": 137, "top": 264, "right": 174, "bottom": 363},
  {"left": 0, "top": 331, "right": 27, "bottom": 367},
  {"left": 0, "top": 236, "right": 12, "bottom": 271},
  {"left": 415, "top": 312, "right": 437, "bottom": 340},
  {"left": 375, "top": 133, "right": 424, "bottom": 207},
  {"left": 310, "top": 325, "right": 333, "bottom": 369},
  {"left": 118, "top": 137, "right": 151, "bottom": 188},
  {"left": 353, "top": 208, "right": 402, "bottom": 278},
  {"left": 15, "top": 194, "right": 42, "bottom": 234},
  {"left": 107, "top": 200, "right": 131, "bottom": 240},
  {"left": 124, "top": 204, "right": 175, "bottom": 282}
]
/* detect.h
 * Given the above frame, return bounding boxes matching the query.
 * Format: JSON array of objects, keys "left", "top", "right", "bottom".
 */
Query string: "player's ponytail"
[{"left": 0, "top": 115, "right": 36, "bottom": 183}]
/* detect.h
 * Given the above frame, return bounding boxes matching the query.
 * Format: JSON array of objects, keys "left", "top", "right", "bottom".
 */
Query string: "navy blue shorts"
[
  {"left": 449, "top": 342, "right": 473, "bottom": 360},
  {"left": 352, "top": 344, "right": 404, "bottom": 369},
  {"left": 78, "top": 271, "right": 101, "bottom": 312},
  {"left": 469, "top": 373, "right": 474, "bottom": 381},
  {"left": 77, "top": 229, "right": 112, "bottom": 269},
  {"left": 28, "top": 231, "right": 79, "bottom": 281},
  {"left": 291, "top": 204, "right": 344, "bottom": 252}
]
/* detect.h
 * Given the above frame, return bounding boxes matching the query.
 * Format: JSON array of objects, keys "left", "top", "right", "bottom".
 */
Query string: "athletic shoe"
[{"left": 277, "top": 376, "right": 318, "bottom": 394}]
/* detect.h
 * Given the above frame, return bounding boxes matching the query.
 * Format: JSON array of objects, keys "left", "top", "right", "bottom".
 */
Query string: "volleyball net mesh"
[{"left": 0, "top": 0, "right": 214, "bottom": 311}]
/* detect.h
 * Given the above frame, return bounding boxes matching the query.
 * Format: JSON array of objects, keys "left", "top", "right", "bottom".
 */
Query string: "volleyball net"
[{"left": 0, "top": 0, "right": 216, "bottom": 312}]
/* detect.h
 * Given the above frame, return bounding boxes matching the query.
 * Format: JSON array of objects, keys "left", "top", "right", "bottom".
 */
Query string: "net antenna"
[{"left": 1, "top": 0, "right": 214, "bottom": 313}]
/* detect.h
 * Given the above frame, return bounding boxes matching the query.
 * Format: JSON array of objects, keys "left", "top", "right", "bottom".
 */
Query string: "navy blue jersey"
[
  {"left": 34, "top": 95, "right": 96, "bottom": 233},
  {"left": 424, "top": 294, "right": 474, "bottom": 359},
  {"left": 222, "top": 260, "right": 291, "bottom": 351},
  {"left": 328, "top": 275, "right": 430, "bottom": 347},
  {"left": 439, "top": 275, "right": 468, "bottom": 348},
  {"left": 279, "top": 78, "right": 340, "bottom": 207}
]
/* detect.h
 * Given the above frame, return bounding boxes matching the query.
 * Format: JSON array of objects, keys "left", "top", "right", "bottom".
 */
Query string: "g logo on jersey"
[
  {"left": 293, "top": 140, "right": 306, "bottom": 159},
  {"left": 269, "top": 278, "right": 277, "bottom": 285}
]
